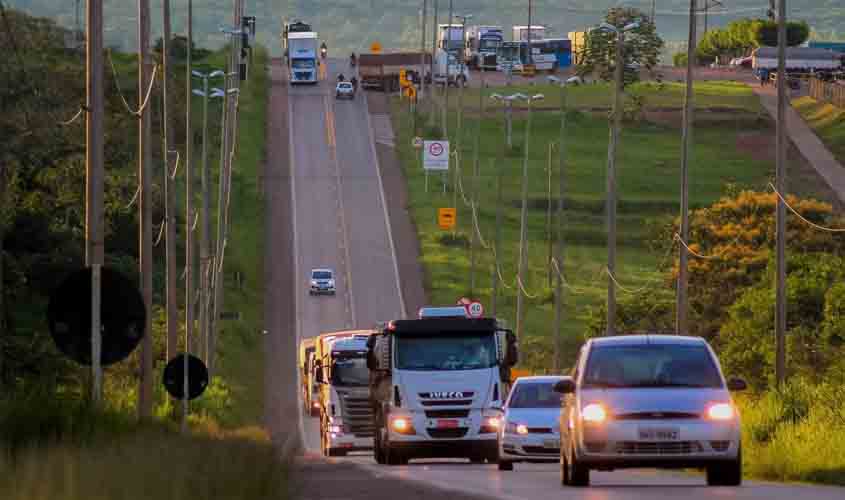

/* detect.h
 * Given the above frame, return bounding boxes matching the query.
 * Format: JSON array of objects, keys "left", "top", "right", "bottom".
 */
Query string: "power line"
[
  {"left": 769, "top": 184, "right": 845, "bottom": 233},
  {"left": 107, "top": 48, "right": 158, "bottom": 116}
]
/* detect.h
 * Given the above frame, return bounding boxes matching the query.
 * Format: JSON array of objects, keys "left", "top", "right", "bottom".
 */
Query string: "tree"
[
  {"left": 576, "top": 7, "right": 664, "bottom": 86},
  {"left": 754, "top": 20, "right": 811, "bottom": 47}
]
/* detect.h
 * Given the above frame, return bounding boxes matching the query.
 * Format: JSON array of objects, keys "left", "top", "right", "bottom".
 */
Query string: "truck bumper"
[
  {"left": 389, "top": 439, "right": 497, "bottom": 460},
  {"left": 327, "top": 434, "right": 373, "bottom": 453}
]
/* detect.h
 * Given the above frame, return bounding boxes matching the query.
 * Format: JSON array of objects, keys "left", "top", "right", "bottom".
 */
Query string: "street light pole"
[
  {"left": 775, "top": 0, "right": 787, "bottom": 387},
  {"left": 183, "top": 0, "right": 193, "bottom": 432},
  {"left": 548, "top": 76, "right": 567, "bottom": 372}
]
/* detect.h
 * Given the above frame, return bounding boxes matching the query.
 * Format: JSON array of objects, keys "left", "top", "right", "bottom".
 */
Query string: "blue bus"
[{"left": 542, "top": 38, "right": 572, "bottom": 69}]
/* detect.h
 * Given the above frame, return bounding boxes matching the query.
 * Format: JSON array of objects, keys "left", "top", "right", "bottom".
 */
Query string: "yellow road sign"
[
  {"left": 510, "top": 368, "right": 532, "bottom": 382},
  {"left": 370, "top": 41, "right": 382, "bottom": 53},
  {"left": 438, "top": 208, "right": 456, "bottom": 230}
]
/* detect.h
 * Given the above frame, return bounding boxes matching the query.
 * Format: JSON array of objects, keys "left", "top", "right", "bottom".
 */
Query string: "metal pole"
[
  {"left": 775, "top": 0, "right": 787, "bottom": 387},
  {"left": 606, "top": 31, "right": 624, "bottom": 337},
  {"left": 677, "top": 0, "right": 696, "bottom": 335},
  {"left": 211, "top": 74, "right": 230, "bottom": 370},
  {"left": 183, "top": 0, "right": 193, "bottom": 432},
  {"left": 516, "top": 97, "right": 534, "bottom": 344},
  {"left": 553, "top": 82, "right": 566, "bottom": 372},
  {"left": 421, "top": 0, "right": 427, "bottom": 101},
  {"left": 431, "top": 0, "right": 438, "bottom": 126},
  {"left": 651, "top": 0, "right": 657, "bottom": 24},
  {"left": 527, "top": 0, "right": 532, "bottom": 66},
  {"left": 444, "top": 0, "right": 453, "bottom": 135},
  {"left": 546, "top": 143, "right": 553, "bottom": 287},
  {"left": 200, "top": 79, "right": 211, "bottom": 368},
  {"left": 469, "top": 70, "right": 484, "bottom": 297},
  {"left": 491, "top": 156, "right": 503, "bottom": 317},
  {"left": 86, "top": 0, "right": 105, "bottom": 403},
  {"left": 162, "top": 0, "right": 179, "bottom": 369},
  {"left": 137, "top": 0, "right": 154, "bottom": 419}
]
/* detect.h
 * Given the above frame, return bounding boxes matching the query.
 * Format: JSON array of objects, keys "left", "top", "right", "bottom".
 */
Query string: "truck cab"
[
  {"left": 466, "top": 26, "right": 504, "bottom": 70},
  {"left": 433, "top": 49, "right": 470, "bottom": 87},
  {"left": 367, "top": 313, "right": 519, "bottom": 465},
  {"left": 315, "top": 332, "right": 376, "bottom": 456}
]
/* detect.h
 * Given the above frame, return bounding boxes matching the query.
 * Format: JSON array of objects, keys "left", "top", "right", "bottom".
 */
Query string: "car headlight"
[
  {"left": 328, "top": 280, "right": 335, "bottom": 287},
  {"left": 505, "top": 422, "right": 529, "bottom": 435},
  {"left": 581, "top": 403, "right": 607, "bottom": 423},
  {"left": 483, "top": 416, "right": 501, "bottom": 429},
  {"left": 707, "top": 403, "right": 735, "bottom": 421},
  {"left": 310, "top": 280, "right": 318, "bottom": 286}
]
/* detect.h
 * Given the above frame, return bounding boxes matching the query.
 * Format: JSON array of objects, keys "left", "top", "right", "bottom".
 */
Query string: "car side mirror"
[
  {"left": 553, "top": 378, "right": 576, "bottom": 394},
  {"left": 726, "top": 378, "right": 747, "bottom": 392}
]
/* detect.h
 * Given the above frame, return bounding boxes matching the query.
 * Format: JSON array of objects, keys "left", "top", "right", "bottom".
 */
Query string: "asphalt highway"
[{"left": 279, "top": 59, "right": 841, "bottom": 500}]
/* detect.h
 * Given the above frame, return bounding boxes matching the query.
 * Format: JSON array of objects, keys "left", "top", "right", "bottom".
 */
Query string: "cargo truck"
[
  {"left": 314, "top": 330, "right": 377, "bottom": 456},
  {"left": 359, "top": 52, "right": 430, "bottom": 92},
  {"left": 287, "top": 31, "right": 320, "bottom": 84},
  {"left": 298, "top": 338, "right": 319, "bottom": 416},
  {"left": 367, "top": 311, "right": 519, "bottom": 465}
]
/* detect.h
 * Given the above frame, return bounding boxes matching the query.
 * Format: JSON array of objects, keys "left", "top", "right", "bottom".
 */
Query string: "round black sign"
[
  {"left": 163, "top": 354, "right": 209, "bottom": 400},
  {"left": 47, "top": 267, "right": 146, "bottom": 366}
]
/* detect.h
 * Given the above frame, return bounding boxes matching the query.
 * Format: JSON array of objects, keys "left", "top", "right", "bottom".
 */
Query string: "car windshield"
[
  {"left": 508, "top": 382, "right": 562, "bottom": 408},
  {"left": 332, "top": 357, "right": 368, "bottom": 386},
  {"left": 292, "top": 59, "right": 315, "bottom": 69},
  {"left": 396, "top": 332, "right": 497, "bottom": 371},
  {"left": 338, "top": 83, "right": 352, "bottom": 89},
  {"left": 583, "top": 344, "right": 724, "bottom": 389},
  {"left": 312, "top": 271, "right": 332, "bottom": 280}
]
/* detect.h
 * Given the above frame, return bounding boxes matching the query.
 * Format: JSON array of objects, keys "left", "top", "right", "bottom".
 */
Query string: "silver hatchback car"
[{"left": 554, "top": 335, "right": 747, "bottom": 487}]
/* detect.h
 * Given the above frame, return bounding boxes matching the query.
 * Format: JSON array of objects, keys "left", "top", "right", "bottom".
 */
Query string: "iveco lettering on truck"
[
  {"left": 313, "top": 330, "right": 377, "bottom": 457},
  {"left": 366, "top": 311, "right": 519, "bottom": 465}
]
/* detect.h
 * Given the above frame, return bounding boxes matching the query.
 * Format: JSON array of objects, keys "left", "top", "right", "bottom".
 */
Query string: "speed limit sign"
[{"left": 467, "top": 301, "right": 484, "bottom": 318}]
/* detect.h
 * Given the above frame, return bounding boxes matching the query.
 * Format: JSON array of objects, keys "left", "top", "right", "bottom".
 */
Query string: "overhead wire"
[
  {"left": 769, "top": 183, "right": 845, "bottom": 233},
  {"left": 107, "top": 48, "right": 158, "bottom": 117}
]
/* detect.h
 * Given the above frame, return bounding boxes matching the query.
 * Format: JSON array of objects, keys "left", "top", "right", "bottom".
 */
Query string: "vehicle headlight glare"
[
  {"left": 391, "top": 417, "right": 409, "bottom": 432},
  {"left": 707, "top": 403, "right": 735, "bottom": 420},
  {"left": 329, "top": 425, "right": 342, "bottom": 434},
  {"left": 581, "top": 403, "right": 607, "bottom": 423},
  {"left": 484, "top": 417, "right": 500, "bottom": 429},
  {"left": 516, "top": 423, "right": 529, "bottom": 435}
]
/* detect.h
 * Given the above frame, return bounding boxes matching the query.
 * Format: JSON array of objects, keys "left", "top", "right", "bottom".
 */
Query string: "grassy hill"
[{"left": 7, "top": 0, "right": 844, "bottom": 56}]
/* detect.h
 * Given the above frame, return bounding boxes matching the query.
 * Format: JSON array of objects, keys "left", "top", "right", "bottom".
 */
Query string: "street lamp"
[
  {"left": 590, "top": 21, "right": 638, "bottom": 336},
  {"left": 491, "top": 92, "right": 544, "bottom": 346}
]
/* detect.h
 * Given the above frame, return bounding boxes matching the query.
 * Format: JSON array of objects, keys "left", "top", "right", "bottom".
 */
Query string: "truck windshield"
[
  {"left": 396, "top": 333, "right": 497, "bottom": 371},
  {"left": 332, "top": 357, "right": 369, "bottom": 386},
  {"left": 479, "top": 39, "right": 501, "bottom": 51},
  {"left": 292, "top": 59, "right": 315, "bottom": 69}
]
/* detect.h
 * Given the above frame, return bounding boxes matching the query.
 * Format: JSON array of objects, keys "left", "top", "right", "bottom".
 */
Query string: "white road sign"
[
  {"left": 423, "top": 140, "right": 450, "bottom": 171},
  {"left": 467, "top": 301, "right": 484, "bottom": 318}
]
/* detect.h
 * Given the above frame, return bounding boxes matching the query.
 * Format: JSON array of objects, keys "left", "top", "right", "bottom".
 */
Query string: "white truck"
[
  {"left": 433, "top": 49, "right": 470, "bottom": 87},
  {"left": 314, "top": 330, "right": 377, "bottom": 457},
  {"left": 465, "top": 26, "right": 504, "bottom": 70},
  {"left": 367, "top": 312, "right": 519, "bottom": 465},
  {"left": 287, "top": 31, "right": 319, "bottom": 84},
  {"left": 438, "top": 23, "right": 466, "bottom": 56},
  {"left": 512, "top": 25, "right": 546, "bottom": 43}
]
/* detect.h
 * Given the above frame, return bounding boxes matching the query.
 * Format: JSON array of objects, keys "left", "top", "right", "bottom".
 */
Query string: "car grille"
[
  {"left": 523, "top": 446, "right": 559, "bottom": 454},
  {"left": 421, "top": 400, "right": 473, "bottom": 407},
  {"left": 614, "top": 412, "right": 699, "bottom": 420},
  {"left": 428, "top": 428, "right": 469, "bottom": 439},
  {"left": 340, "top": 394, "right": 374, "bottom": 437},
  {"left": 425, "top": 409, "right": 470, "bottom": 419},
  {"left": 527, "top": 427, "right": 553, "bottom": 434},
  {"left": 615, "top": 441, "right": 703, "bottom": 455},
  {"left": 710, "top": 441, "right": 730, "bottom": 452}
]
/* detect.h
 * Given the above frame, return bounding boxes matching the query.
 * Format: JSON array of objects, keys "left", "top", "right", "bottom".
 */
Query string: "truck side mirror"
[
  {"left": 553, "top": 378, "right": 575, "bottom": 394},
  {"left": 505, "top": 330, "right": 518, "bottom": 367}
]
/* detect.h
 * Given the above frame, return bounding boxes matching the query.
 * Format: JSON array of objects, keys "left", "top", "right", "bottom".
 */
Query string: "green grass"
[
  {"left": 793, "top": 96, "right": 845, "bottom": 167},
  {"left": 394, "top": 85, "right": 773, "bottom": 369},
  {"left": 446, "top": 80, "right": 762, "bottom": 113},
  {"left": 738, "top": 380, "right": 845, "bottom": 485}
]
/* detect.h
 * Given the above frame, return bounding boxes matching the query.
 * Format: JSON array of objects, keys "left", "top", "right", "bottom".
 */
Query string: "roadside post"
[{"left": 423, "top": 139, "right": 449, "bottom": 195}]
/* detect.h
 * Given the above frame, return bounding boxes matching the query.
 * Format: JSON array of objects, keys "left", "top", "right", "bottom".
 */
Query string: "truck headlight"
[
  {"left": 390, "top": 416, "right": 416, "bottom": 435},
  {"left": 329, "top": 424, "right": 343, "bottom": 434},
  {"left": 581, "top": 403, "right": 607, "bottom": 424}
]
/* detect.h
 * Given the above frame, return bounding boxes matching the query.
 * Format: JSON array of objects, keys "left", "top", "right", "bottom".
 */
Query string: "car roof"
[
  {"left": 589, "top": 334, "right": 707, "bottom": 348},
  {"left": 514, "top": 376, "right": 565, "bottom": 383},
  {"left": 311, "top": 268, "right": 333, "bottom": 274},
  {"left": 338, "top": 82, "right": 352, "bottom": 85}
]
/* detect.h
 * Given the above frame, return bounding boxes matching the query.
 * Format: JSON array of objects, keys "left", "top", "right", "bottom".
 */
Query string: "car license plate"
[
  {"left": 638, "top": 427, "right": 679, "bottom": 441},
  {"left": 544, "top": 439, "right": 561, "bottom": 449},
  {"left": 437, "top": 419, "right": 459, "bottom": 429}
]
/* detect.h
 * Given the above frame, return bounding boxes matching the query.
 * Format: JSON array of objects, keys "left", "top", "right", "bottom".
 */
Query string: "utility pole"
[
  {"left": 606, "top": 26, "right": 626, "bottom": 337},
  {"left": 651, "top": 0, "right": 657, "bottom": 24},
  {"left": 491, "top": 156, "right": 503, "bottom": 317},
  {"left": 162, "top": 0, "right": 179, "bottom": 369},
  {"left": 183, "top": 0, "right": 194, "bottom": 432},
  {"left": 421, "top": 0, "right": 427, "bottom": 101},
  {"left": 444, "top": 0, "right": 453, "bottom": 136},
  {"left": 527, "top": 0, "right": 533, "bottom": 67},
  {"left": 677, "top": 0, "right": 697, "bottom": 335},
  {"left": 469, "top": 69, "right": 484, "bottom": 297},
  {"left": 137, "top": 0, "right": 154, "bottom": 419},
  {"left": 211, "top": 72, "right": 231, "bottom": 370},
  {"left": 86, "top": 0, "right": 105, "bottom": 404},
  {"left": 549, "top": 76, "right": 567, "bottom": 372},
  {"left": 775, "top": 0, "right": 787, "bottom": 387}
]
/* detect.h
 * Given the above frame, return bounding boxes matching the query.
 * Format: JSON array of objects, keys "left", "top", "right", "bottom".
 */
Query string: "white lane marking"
[
  {"left": 363, "top": 99, "right": 407, "bottom": 319},
  {"left": 326, "top": 95, "right": 356, "bottom": 329},
  {"left": 288, "top": 81, "right": 307, "bottom": 449}
]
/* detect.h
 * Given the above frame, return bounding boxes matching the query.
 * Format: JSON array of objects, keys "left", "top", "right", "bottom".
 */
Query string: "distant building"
[{"left": 752, "top": 47, "right": 841, "bottom": 71}]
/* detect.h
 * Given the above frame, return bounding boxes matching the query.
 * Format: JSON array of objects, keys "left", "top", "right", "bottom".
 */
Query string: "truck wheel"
[
  {"left": 374, "top": 428, "right": 387, "bottom": 464},
  {"left": 328, "top": 448, "right": 346, "bottom": 457},
  {"left": 498, "top": 460, "right": 514, "bottom": 471}
]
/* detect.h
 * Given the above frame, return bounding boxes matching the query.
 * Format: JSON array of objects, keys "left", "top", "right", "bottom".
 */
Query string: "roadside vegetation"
[
  {"left": 792, "top": 96, "right": 845, "bottom": 167},
  {"left": 1, "top": 9, "right": 284, "bottom": 498},
  {"left": 392, "top": 76, "right": 845, "bottom": 484}
]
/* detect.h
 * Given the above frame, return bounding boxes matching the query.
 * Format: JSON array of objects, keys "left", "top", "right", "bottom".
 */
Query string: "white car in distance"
[
  {"left": 309, "top": 268, "right": 336, "bottom": 296},
  {"left": 498, "top": 376, "right": 566, "bottom": 471},
  {"left": 336, "top": 81, "right": 355, "bottom": 99}
]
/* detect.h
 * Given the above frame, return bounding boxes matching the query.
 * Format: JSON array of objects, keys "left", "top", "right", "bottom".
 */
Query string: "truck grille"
[
  {"left": 527, "top": 427, "right": 553, "bottom": 434},
  {"left": 427, "top": 428, "right": 469, "bottom": 439},
  {"left": 340, "top": 394, "right": 374, "bottom": 437},
  {"left": 523, "top": 446, "right": 559, "bottom": 454},
  {"left": 424, "top": 409, "right": 470, "bottom": 419},
  {"left": 614, "top": 441, "right": 703, "bottom": 455},
  {"left": 483, "top": 54, "right": 497, "bottom": 66}
]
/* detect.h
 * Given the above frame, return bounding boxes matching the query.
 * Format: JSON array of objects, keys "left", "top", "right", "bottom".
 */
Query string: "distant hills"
[{"left": 6, "top": 0, "right": 844, "bottom": 56}]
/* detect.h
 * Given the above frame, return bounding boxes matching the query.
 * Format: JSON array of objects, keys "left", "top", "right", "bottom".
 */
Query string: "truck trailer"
[
  {"left": 287, "top": 31, "right": 320, "bottom": 84},
  {"left": 359, "top": 52, "right": 431, "bottom": 92},
  {"left": 314, "top": 330, "right": 377, "bottom": 456},
  {"left": 367, "top": 312, "right": 519, "bottom": 465}
]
